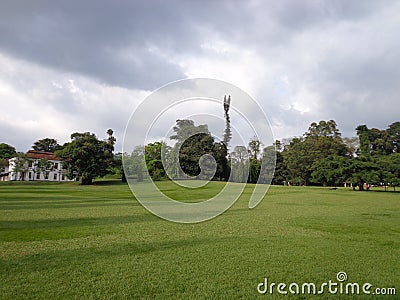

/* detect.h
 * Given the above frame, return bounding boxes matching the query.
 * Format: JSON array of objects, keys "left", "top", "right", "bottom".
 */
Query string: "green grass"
[{"left": 0, "top": 181, "right": 399, "bottom": 299}]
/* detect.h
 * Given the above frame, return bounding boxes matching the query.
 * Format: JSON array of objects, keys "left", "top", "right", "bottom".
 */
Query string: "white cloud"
[
  {"left": 1, "top": 0, "right": 399, "bottom": 150},
  {"left": 0, "top": 53, "right": 149, "bottom": 151}
]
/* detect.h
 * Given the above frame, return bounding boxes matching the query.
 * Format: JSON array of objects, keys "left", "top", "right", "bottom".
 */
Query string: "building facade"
[{"left": 5, "top": 150, "right": 74, "bottom": 182}]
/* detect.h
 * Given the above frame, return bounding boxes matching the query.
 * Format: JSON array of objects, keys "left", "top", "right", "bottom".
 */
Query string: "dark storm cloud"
[
  {"left": 0, "top": 1, "right": 195, "bottom": 89},
  {"left": 0, "top": 1, "right": 259, "bottom": 90},
  {"left": 0, "top": 0, "right": 399, "bottom": 149},
  {"left": 0, "top": 0, "right": 392, "bottom": 89},
  {"left": 236, "top": 0, "right": 400, "bottom": 138}
]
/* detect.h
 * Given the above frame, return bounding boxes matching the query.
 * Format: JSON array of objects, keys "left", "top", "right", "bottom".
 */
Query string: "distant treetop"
[
  {"left": 32, "top": 138, "right": 62, "bottom": 153},
  {"left": 0, "top": 143, "right": 16, "bottom": 159}
]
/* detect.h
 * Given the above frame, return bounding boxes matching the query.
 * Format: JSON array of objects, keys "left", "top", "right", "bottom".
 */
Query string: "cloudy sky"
[{"left": 1, "top": 0, "right": 399, "bottom": 152}]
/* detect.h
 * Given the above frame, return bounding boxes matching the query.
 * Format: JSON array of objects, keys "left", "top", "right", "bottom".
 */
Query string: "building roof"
[{"left": 26, "top": 150, "right": 60, "bottom": 160}]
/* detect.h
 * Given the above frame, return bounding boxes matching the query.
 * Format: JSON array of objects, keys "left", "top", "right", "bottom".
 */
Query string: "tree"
[
  {"left": 248, "top": 137, "right": 262, "bottom": 160},
  {"left": 169, "top": 119, "right": 226, "bottom": 180},
  {"left": 11, "top": 153, "right": 28, "bottom": 181},
  {"left": 273, "top": 140, "right": 283, "bottom": 152},
  {"left": 248, "top": 158, "right": 261, "bottom": 184},
  {"left": 32, "top": 138, "right": 62, "bottom": 152},
  {"left": 56, "top": 130, "right": 115, "bottom": 185},
  {"left": 230, "top": 145, "right": 249, "bottom": 182},
  {"left": 0, "top": 159, "right": 8, "bottom": 174},
  {"left": 33, "top": 158, "right": 52, "bottom": 181},
  {"left": 343, "top": 137, "right": 359, "bottom": 157},
  {"left": 124, "top": 146, "right": 145, "bottom": 182},
  {"left": 212, "top": 142, "right": 230, "bottom": 181},
  {"left": 305, "top": 120, "right": 341, "bottom": 138},
  {"left": 0, "top": 143, "right": 16, "bottom": 159},
  {"left": 259, "top": 145, "right": 276, "bottom": 184},
  {"left": 244, "top": 137, "right": 264, "bottom": 184},
  {"left": 170, "top": 119, "right": 209, "bottom": 142},
  {"left": 356, "top": 124, "right": 394, "bottom": 156},
  {"left": 311, "top": 155, "right": 352, "bottom": 186},
  {"left": 164, "top": 145, "right": 180, "bottom": 180},
  {"left": 369, "top": 128, "right": 393, "bottom": 155},
  {"left": 378, "top": 153, "right": 400, "bottom": 191},
  {"left": 269, "top": 142, "right": 288, "bottom": 185},
  {"left": 178, "top": 132, "right": 214, "bottom": 177},
  {"left": 356, "top": 125, "right": 370, "bottom": 155},
  {"left": 109, "top": 153, "right": 127, "bottom": 182},
  {"left": 388, "top": 122, "right": 400, "bottom": 153},
  {"left": 145, "top": 142, "right": 167, "bottom": 180},
  {"left": 283, "top": 137, "right": 314, "bottom": 185},
  {"left": 284, "top": 120, "right": 348, "bottom": 185},
  {"left": 347, "top": 155, "right": 380, "bottom": 190},
  {"left": 223, "top": 95, "right": 232, "bottom": 149}
]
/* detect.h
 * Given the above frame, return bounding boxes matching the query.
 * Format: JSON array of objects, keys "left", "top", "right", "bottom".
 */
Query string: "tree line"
[
  {"left": 124, "top": 119, "right": 400, "bottom": 191},
  {"left": 272, "top": 120, "right": 400, "bottom": 190},
  {"left": 1, "top": 120, "right": 399, "bottom": 189}
]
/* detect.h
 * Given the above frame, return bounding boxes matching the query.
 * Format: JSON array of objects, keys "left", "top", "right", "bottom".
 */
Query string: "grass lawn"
[{"left": 0, "top": 181, "right": 399, "bottom": 299}]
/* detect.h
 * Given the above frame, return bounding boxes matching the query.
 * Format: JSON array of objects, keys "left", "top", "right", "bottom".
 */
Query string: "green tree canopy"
[
  {"left": 247, "top": 138, "right": 262, "bottom": 183},
  {"left": 230, "top": 145, "right": 249, "bottom": 183},
  {"left": 212, "top": 142, "right": 230, "bottom": 181},
  {"left": 271, "top": 149, "right": 288, "bottom": 185},
  {"left": 377, "top": 153, "right": 400, "bottom": 191},
  {"left": 124, "top": 146, "right": 145, "bottom": 182},
  {"left": 248, "top": 137, "right": 262, "bottom": 160},
  {"left": 178, "top": 132, "right": 214, "bottom": 177},
  {"left": 145, "top": 142, "right": 168, "bottom": 180},
  {"left": 356, "top": 123, "right": 398, "bottom": 156},
  {"left": 168, "top": 119, "right": 229, "bottom": 180},
  {"left": 347, "top": 155, "right": 380, "bottom": 190},
  {"left": 388, "top": 121, "right": 400, "bottom": 153},
  {"left": 0, "top": 143, "right": 16, "bottom": 159},
  {"left": 56, "top": 130, "right": 115, "bottom": 185},
  {"left": 32, "top": 138, "right": 62, "bottom": 152},
  {"left": 283, "top": 120, "right": 348, "bottom": 185},
  {"left": 0, "top": 158, "right": 9, "bottom": 173},
  {"left": 305, "top": 120, "right": 341, "bottom": 138},
  {"left": 170, "top": 120, "right": 209, "bottom": 143},
  {"left": 311, "top": 155, "right": 352, "bottom": 186}
]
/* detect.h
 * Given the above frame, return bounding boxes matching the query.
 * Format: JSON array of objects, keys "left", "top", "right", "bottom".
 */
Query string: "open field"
[{"left": 0, "top": 181, "right": 399, "bottom": 299}]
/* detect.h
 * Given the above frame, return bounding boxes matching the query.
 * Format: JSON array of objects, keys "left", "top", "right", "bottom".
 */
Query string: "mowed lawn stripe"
[{"left": 0, "top": 181, "right": 399, "bottom": 299}]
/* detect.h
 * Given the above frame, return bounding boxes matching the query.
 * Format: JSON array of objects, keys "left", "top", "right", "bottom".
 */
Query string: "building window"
[
  {"left": 28, "top": 161, "right": 33, "bottom": 168},
  {"left": 36, "top": 173, "right": 40, "bottom": 180},
  {"left": 54, "top": 163, "right": 58, "bottom": 170},
  {"left": 53, "top": 173, "right": 57, "bottom": 180},
  {"left": 45, "top": 172, "right": 49, "bottom": 180},
  {"left": 61, "top": 174, "right": 65, "bottom": 180},
  {"left": 29, "top": 172, "right": 32, "bottom": 179}
]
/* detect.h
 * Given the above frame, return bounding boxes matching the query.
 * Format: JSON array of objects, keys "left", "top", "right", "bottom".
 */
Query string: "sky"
[{"left": 1, "top": 0, "right": 399, "bottom": 152}]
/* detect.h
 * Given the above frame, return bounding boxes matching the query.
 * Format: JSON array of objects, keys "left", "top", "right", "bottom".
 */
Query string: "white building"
[{"left": 5, "top": 150, "right": 74, "bottom": 182}]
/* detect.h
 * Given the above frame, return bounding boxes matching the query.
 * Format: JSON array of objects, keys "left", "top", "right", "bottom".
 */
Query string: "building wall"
[{"left": 7, "top": 158, "right": 74, "bottom": 182}]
